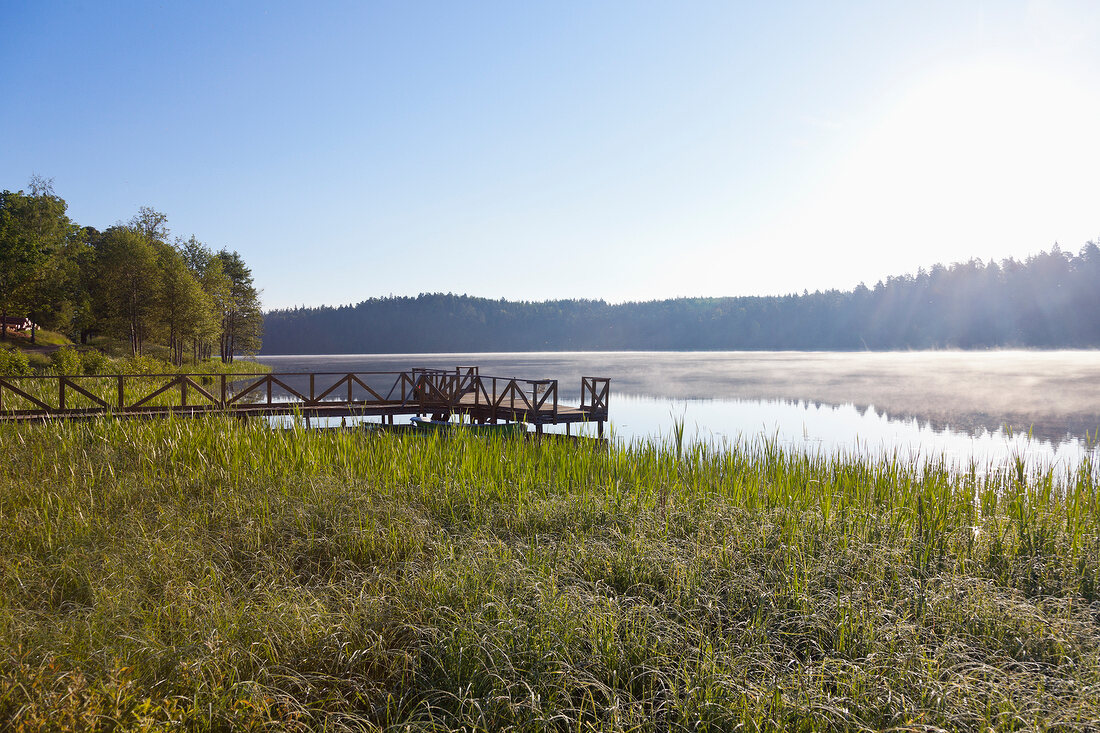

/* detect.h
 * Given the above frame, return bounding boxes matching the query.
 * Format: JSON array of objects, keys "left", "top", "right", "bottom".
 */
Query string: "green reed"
[{"left": 0, "top": 416, "right": 1098, "bottom": 731}]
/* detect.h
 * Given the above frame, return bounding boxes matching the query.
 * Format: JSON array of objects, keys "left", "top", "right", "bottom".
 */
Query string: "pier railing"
[
  {"left": 0, "top": 368, "right": 609, "bottom": 424},
  {"left": 581, "top": 376, "right": 610, "bottom": 413}
]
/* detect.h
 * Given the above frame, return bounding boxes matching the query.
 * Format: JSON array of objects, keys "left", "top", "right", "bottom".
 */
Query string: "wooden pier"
[{"left": 0, "top": 367, "right": 610, "bottom": 436}]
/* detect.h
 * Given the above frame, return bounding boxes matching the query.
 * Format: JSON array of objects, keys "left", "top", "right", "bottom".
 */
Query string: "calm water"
[{"left": 254, "top": 351, "right": 1100, "bottom": 471}]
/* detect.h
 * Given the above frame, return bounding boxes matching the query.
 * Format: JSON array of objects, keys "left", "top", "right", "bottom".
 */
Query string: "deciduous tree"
[
  {"left": 96, "top": 227, "right": 161, "bottom": 356},
  {"left": 215, "top": 249, "right": 262, "bottom": 363},
  {"left": 0, "top": 184, "right": 73, "bottom": 342}
]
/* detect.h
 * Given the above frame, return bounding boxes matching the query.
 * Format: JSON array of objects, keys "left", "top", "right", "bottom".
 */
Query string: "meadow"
[{"left": 0, "top": 416, "right": 1098, "bottom": 731}]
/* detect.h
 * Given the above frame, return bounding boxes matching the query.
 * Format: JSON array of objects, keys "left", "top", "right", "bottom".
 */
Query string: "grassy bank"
[{"left": 1, "top": 418, "right": 1098, "bottom": 731}]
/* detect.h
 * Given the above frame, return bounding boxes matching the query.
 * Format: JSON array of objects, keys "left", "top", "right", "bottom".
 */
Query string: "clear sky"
[{"left": 4, "top": 1, "right": 1100, "bottom": 310}]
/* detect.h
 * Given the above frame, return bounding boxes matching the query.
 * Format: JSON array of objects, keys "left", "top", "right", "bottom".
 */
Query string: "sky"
[{"left": 4, "top": 1, "right": 1100, "bottom": 311}]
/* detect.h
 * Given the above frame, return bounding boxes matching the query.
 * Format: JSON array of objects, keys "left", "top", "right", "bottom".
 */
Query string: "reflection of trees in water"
[
  {"left": 614, "top": 389, "right": 1088, "bottom": 445},
  {"left": 255, "top": 352, "right": 1100, "bottom": 446}
]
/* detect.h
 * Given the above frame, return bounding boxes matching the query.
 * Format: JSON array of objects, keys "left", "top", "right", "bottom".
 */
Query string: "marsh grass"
[{"left": 0, "top": 417, "right": 1098, "bottom": 730}]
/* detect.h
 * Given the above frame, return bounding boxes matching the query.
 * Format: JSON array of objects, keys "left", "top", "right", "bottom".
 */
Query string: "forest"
[
  {"left": 263, "top": 242, "right": 1100, "bottom": 353},
  {"left": 0, "top": 178, "right": 262, "bottom": 364}
]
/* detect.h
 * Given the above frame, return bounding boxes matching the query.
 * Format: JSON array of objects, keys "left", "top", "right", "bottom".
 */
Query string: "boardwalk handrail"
[
  {"left": 0, "top": 369, "right": 600, "bottom": 426},
  {"left": 580, "top": 377, "right": 610, "bottom": 415}
]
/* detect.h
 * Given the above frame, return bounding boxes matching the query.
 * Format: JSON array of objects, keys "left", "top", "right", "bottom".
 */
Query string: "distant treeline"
[
  {"left": 0, "top": 178, "right": 262, "bottom": 363},
  {"left": 262, "top": 242, "right": 1100, "bottom": 353}
]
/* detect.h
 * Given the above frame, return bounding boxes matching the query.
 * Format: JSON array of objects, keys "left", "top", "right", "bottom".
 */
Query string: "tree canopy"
[{"left": 0, "top": 181, "right": 262, "bottom": 363}]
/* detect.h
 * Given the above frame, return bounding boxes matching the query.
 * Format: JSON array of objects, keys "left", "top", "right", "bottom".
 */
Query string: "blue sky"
[{"left": 4, "top": 1, "right": 1100, "bottom": 310}]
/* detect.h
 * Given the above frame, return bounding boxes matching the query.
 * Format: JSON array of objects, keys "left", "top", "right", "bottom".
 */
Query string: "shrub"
[
  {"left": 121, "top": 354, "right": 172, "bottom": 375},
  {"left": 0, "top": 349, "right": 32, "bottom": 376},
  {"left": 49, "top": 348, "right": 83, "bottom": 375},
  {"left": 79, "top": 350, "right": 113, "bottom": 375}
]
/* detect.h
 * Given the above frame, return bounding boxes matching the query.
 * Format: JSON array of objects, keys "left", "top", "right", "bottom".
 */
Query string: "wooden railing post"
[
  {"left": 310, "top": 374, "right": 315, "bottom": 403},
  {"left": 266, "top": 376, "right": 272, "bottom": 405},
  {"left": 59, "top": 378, "right": 66, "bottom": 411},
  {"left": 220, "top": 374, "right": 227, "bottom": 407},
  {"left": 180, "top": 376, "right": 187, "bottom": 408},
  {"left": 118, "top": 376, "right": 125, "bottom": 410},
  {"left": 347, "top": 374, "right": 353, "bottom": 404}
]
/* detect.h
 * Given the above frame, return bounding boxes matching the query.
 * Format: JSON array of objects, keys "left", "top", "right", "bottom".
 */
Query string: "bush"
[
  {"left": 49, "top": 348, "right": 83, "bottom": 375},
  {"left": 80, "top": 350, "right": 113, "bottom": 375},
  {"left": 121, "top": 354, "right": 173, "bottom": 375},
  {"left": 0, "top": 349, "right": 32, "bottom": 376}
]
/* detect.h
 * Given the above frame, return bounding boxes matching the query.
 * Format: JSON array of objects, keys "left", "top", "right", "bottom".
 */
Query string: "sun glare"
[{"left": 747, "top": 60, "right": 1100, "bottom": 293}]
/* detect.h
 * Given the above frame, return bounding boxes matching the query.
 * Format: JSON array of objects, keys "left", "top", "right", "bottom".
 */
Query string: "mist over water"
[{"left": 255, "top": 351, "right": 1100, "bottom": 470}]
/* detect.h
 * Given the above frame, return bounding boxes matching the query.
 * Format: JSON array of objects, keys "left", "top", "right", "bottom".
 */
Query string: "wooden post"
[
  {"left": 598, "top": 421, "right": 604, "bottom": 440},
  {"left": 118, "top": 376, "right": 125, "bottom": 410},
  {"left": 180, "top": 377, "right": 187, "bottom": 407},
  {"left": 59, "top": 378, "right": 66, "bottom": 411},
  {"left": 310, "top": 374, "right": 315, "bottom": 403},
  {"left": 220, "top": 374, "right": 227, "bottom": 407},
  {"left": 566, "top": 422, "right": 571, "bottom": 436},
  {"left": 266, "top": 376, "right": 272, "bottom": 405},
  {"left": 347, "top": 375, "right": 353, "bottom": 404}
]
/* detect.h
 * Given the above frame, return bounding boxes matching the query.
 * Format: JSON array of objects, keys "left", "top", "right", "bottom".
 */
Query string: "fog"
[{"left": 256, "top": 350, "right": 1100, "bottom": 444}]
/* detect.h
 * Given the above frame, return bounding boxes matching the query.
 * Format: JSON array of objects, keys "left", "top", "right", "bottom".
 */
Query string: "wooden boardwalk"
[{"left": 0, "top": 367, "right": 610, "bottom": 435}]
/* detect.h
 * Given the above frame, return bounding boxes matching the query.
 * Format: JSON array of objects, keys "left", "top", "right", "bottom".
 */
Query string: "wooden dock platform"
[{"left": 0, "top": 367, "right": 610, "bottom": 435}]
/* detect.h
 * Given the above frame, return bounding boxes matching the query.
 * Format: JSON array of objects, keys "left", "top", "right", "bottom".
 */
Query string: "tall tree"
[
  {"left": 0, "top": 179, "right": 77, "bottom": 343},
  {"left": 70, "top": 226, "right": 104, "bottom": 344},
  {"left": 157, "top": 244, "right": 217, "bottom": 365},
  {"left": 129, "top": 206, "right": 170, "bottom": 245},
  {"left": 179, "top": 236, "right": 231, "bottom": 362},
  {"left": 96, "top": 227, "right": 161, "bottom": 356},
  {"left": 215, "top": 249, "right": 262, "bottom": 362},
  {"left": 0, "top": 191, "right": 44, "bottom": 340},
  {"left": 0, "top": 182, "right": 74, "bottom": 342}
]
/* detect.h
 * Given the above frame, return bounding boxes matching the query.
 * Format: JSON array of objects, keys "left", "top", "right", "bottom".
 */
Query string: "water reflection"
[
  {"left": 254, "top": 351, "right": 1100, "bottom": 468},
  {"left": 593, "top": 394, "right": 1095, "bottom": 473}
]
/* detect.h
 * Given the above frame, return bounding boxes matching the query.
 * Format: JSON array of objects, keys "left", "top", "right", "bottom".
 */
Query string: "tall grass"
[{"left": 0, "top": 417, "right": 1098, "bottom": 730}]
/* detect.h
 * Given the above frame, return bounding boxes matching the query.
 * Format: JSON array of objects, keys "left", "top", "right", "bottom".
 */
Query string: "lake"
[{"left": 254, "top": 351, "right": 1100, "bottom": 472}]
